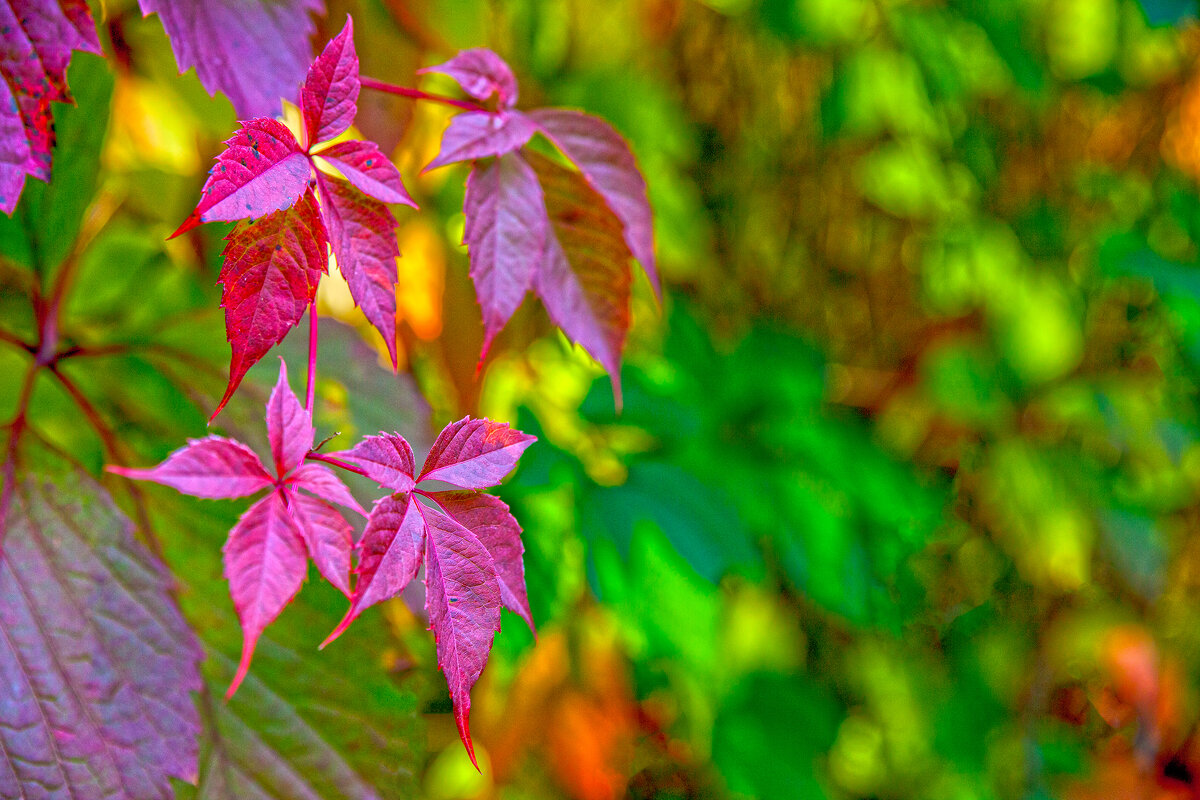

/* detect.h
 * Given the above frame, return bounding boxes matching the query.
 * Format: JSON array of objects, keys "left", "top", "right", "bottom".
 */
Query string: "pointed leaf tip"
[{"left": 302, "top": 15, "right": 360, "bottom": 146}]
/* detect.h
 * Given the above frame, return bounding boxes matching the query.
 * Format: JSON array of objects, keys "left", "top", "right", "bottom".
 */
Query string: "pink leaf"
[
  {"left": 137, "top": 0, "right": 321, "bottom": 119},
  {"left": 290, "top": 462, "right": 365, "bottom": 515},
  {"left": 462, "top": 152, "right": 545, "bottom": 359},
  {"left": 420, "top": 502, "right": 501, "bottom": 770},
  {"left": 432, "top": 491, "right": 533, "bottom": 634},
  {"left": 107, "top": 436, "right": 272, "bottom": 499},
  {"left": 301, "top": 16, "right": 359, "bottom": 147},
  {"left": 223, "top": 491, "right": 308, "bottom": 697},
  {"left": 0, "top": 0, "right": 101, "bottom": 213},
  {"left": 317, "top": 139, "right": 415, "bottom": 206},
  {"left": 526, "top": 150, "right": 631, "bottom": 406},
  {"left": 285, "top": 489, "right": 353, "bottom": 598},
  {"left": 317, "top": 173, "right": 400, "bottom": 368},
  {"left": 332, "top": 432, "right": 416, "bottom": 493},
  {"left": 420, "top": 48, "right": 519, "bottom": 109},
  {"left": 424, "top": 110, "right": 537, "bottom": 172},
  {"left": 419, "top": 417, "right": 536, "bottom": 489},
  {"left": 214, "top": 188, "right": 328, "bottom": 420},
  {"left": 322, "top": 492, "right": 425, "bottom": 646},
  {"left": 266, "top": 359, "right": 312, "bottom": 476},
  {"left": 529, "top": 108, "right": 658, "bottom": 296},
  {"left": 172, "top": 118, "right": 310, "bottom": 238}
]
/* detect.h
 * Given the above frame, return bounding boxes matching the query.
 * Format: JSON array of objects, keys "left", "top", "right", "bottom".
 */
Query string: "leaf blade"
[
  {"left": 107, "top": 436, "right": 272, "bottom": 499},
  {"left": 425, "top": 110, "right": 538, "bottom": 172},
  {"left": 418, "top": 417, "right": 536, "bottom": 489},
  {"left": 318, "top": 140, "right": 415, "bottom": 206},
  {"left": 301, "top": 16, "right": 359, "bottom": 147},
  {"left": 420, "top": 48, "right": 519, "bottom": 108}
]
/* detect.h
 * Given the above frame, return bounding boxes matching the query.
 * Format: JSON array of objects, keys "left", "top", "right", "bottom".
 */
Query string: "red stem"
[
  {"left": 359, "top": 76, "right": 485, "bottom": 112},
  {"left": 306, "top": 301, "right": 318, "bottom": 412},
  {"left": 305, "top": 451, "right": 369, "bottom": 479}
]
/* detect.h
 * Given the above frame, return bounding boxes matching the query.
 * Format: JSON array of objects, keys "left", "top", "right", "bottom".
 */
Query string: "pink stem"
[
  {"left": 306, "top": 301, "right": 318, "bottom": 412},
  {"left": 359, "top": 76, "right": 485, "bottom": 112},
  {"left": 306, "top": 451, "right": 369, "bottom": 479}
]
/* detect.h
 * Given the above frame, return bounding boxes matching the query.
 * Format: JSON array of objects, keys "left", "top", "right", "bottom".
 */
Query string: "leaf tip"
[
  {"left": 456, "top": 707, "right": 481, "bottom": 772},
  {"left": 320, "top": 608, "right": 357, "bottom": 649},
  {"left": 169, "top": 213, "right": 201, "bottom": 240},
  {"left": 226, "top": 638, "right": 258, "bottom": 700}
]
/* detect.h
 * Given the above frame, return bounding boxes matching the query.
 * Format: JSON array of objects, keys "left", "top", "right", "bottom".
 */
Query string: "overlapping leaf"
[
  {"left": 0, "top": 0, "right": 101, "bottom": 214},
  {"left": 422, "top": 49, "right": 654, "bottom": 393}
]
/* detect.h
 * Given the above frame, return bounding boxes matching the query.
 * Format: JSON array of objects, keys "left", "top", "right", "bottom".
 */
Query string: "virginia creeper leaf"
[
  {"left": 108, "top": 437, "right": 272, "bottom": 499},
  {"left": 432, "top": 490, "right": 534, "bottom": 634},
  {"left": 317, "top": 139, "right": 415, "bottom": 206},
  {"left": 530, "top": 108, "right": 658, "bottom": 295},
  {"left": 0, "top": 0, "right": 101, "bottom": 213},
  {"left": 286, "top": 490, "right": 353, "bottom": 598},
  {"left": 462, "top": 152, "right": 546, "bottom": 359},
  {"left": 421, "top": 48, "right": 519, "bottom": 109},
  {"left": 301, "top": 16, "right": 358, "bottom": 148},
  {"left": 0, "top": 468, "right": 202, "bottom": 800},
  {"left": 323, "top": 492, "right": 425, "bottom": 643},
  {"left": 137, "top": 0, "right": 322, "bottom": 119},
  {"left": 332, "top": 432, "right": 417, "bottom": 493},
  {"left": 419, "top": 502, "right": 501, "bottom": 770},
  {"left": 424, "top": 110, "right": 538, "bottom": 172},
  {"left": 215, "top": 189, "right": 328, "bottom": 419},
  {"left": 318, "top": 173, "right": 401, "bottom": 368},
  {"left": 266, "top": 359, "right": 312, "bottom": 476},
  {"left": 172, "top": 118, "right": 310, "bottom": 238},
  {"left": 527, "top": 150, "right": 631, "bottom": 405},
  {"left": 291, "top": 462, "right": 366, "bottom": 515},
  {"left": 419, "top": 416, "right": 537, "bottom": 489},
  {"left": 224, "top": 491, "right": 309, "bottom": 698}
]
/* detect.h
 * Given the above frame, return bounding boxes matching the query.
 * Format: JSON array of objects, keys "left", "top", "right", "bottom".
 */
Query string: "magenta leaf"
[
  {"left": 420, "top": 48, "right": 519, "bottom": 109},
  {"left": 424, "top": 110, "right": 538, "bottom": 173},
  {"left": 462, "top": 152, "right": 545, "bottom": 359},
  {"left": 318, "top": 173, "right": 401, "bottom": 367},
  {"left": 107, "top": 436, "right": 272, "bottom": 499},
  {"left": 332, "top": 432, "right": 417, "bottom": 493},
  {"left": 432, "top": 490, "right": 534, "bottom": 634},
  {"left": 301, "top": 16, "right": 358, "bottom": 147},
  {"left": 419, "top": 502, "right": 501, "bottom": 769},
  {"left": 215, "top": 189, "right": 328, "bottom": 419},
  {"left": 286, "top": 489, "right": 353, "bottom": 597},
  {"left": 1, "top": 468, "right": 203, "bottom": 800},
  {"left": 317, "top": 139, "right": 415, "bottom": 206},
  {"left": 224, "top": 491, "right": 309, "bottom": 698},
  {"left": 529, "top": 108, "right": 657, "bottom": 295},
  {"left": 419, "top": 417, "right": 536, "bottom": 489},
  {"left": 323, "top": 492, "right": 425, "bottom": 645},
  {"left": 266, "top": 359, "right": 313, "bottom": 476},
  {"left": 137, "top": 0, "right": 321, "bottom": 118},
  {"left": 172, "top": 118, "right": 310, "bottom": 238},
  {"left": 0, "top": 0, "right": 101, "bottom": 213},
  {"left": 290, "top": 462, "right": 365, "bottom": 515}
]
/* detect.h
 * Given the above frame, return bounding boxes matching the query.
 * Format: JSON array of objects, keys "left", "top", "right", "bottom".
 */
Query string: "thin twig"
[
  {"left": 306, "top": 451, "right": 369, "bottom": 479},
  {"left": 359, "top": 75, "right": 485, "bottom": 112},
  {"left": 306, "top": 301, "right": 319, "bottom": 412}
]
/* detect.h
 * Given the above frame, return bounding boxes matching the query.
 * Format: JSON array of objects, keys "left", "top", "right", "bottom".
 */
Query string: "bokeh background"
[{"left": 10, "top": 0, "right": 1200, "bottom": 797}]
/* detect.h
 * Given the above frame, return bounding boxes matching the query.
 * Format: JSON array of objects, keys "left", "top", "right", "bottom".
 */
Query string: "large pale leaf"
[{"left": 0, "top": 467, "right": 202, "bottom": 800}]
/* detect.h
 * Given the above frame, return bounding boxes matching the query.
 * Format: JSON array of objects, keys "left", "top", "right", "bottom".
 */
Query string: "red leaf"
[
  {"left": 301, "top": 16, "right": 359, "bottom": 147},
  {"left": 419, "top": 416, "right": 536, "bottom": 489},
  {"left": 317, "top": 139, "right": 415, "bottom": 206},
  {"left": 322, "top": 492, "right": 425, "bottom": 646},
  {"left": 527, "top": 150, "right": 631, "bottom": 405},
  {"left": 286, "top": 489, "right": 353, "bottom": 598},
  {"left": 0, "top": 0, "right": 101, "bottom": 213},
  {"left": 265, "top": 359, "right": 313, "bottom": 476},
  {"left": 420, "top": 502, "right": 501, "bottom": 769},
  {"left": 462, "top": 152, "right": 546, "bottom": 360},
  {"left": 432, "top": 490, "right": 534, "bottom": 634},
  {"left": 172, "top": 118, "right": 310, "bottom": 238},
  {"left": 107, "top": 436, "right": 271, "bottom": 499},
  {"left": 530, "top": 108, "right": 658, "bottom": 296},
  {"left": 317, "top": 173, "right": 401, "bottom": 368},
  {"left": 421, "top": 48, "right": 519, "bottom": 109},
  {"left": 223, "top": 491, "right": 308, "bottom": 698},
  {"left": 137, "top": 0, "right": 321, "bottom": 118},
  {"left": 290, "top": 462, "right": 365, "bottom": 515},
  {"left": 424, "top": 110, "right": 538, "bottom": 172},
  {"left": 214, "top": 189, "right": 328, "bottom": 420},
  {"left": 332, "top": 432, "right": 417, "bottom": 493}
]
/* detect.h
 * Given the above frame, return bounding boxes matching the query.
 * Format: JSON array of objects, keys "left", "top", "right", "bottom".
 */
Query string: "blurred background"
[{"left": 10, "top": 0, "right": 1200, "bottom": 797}]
